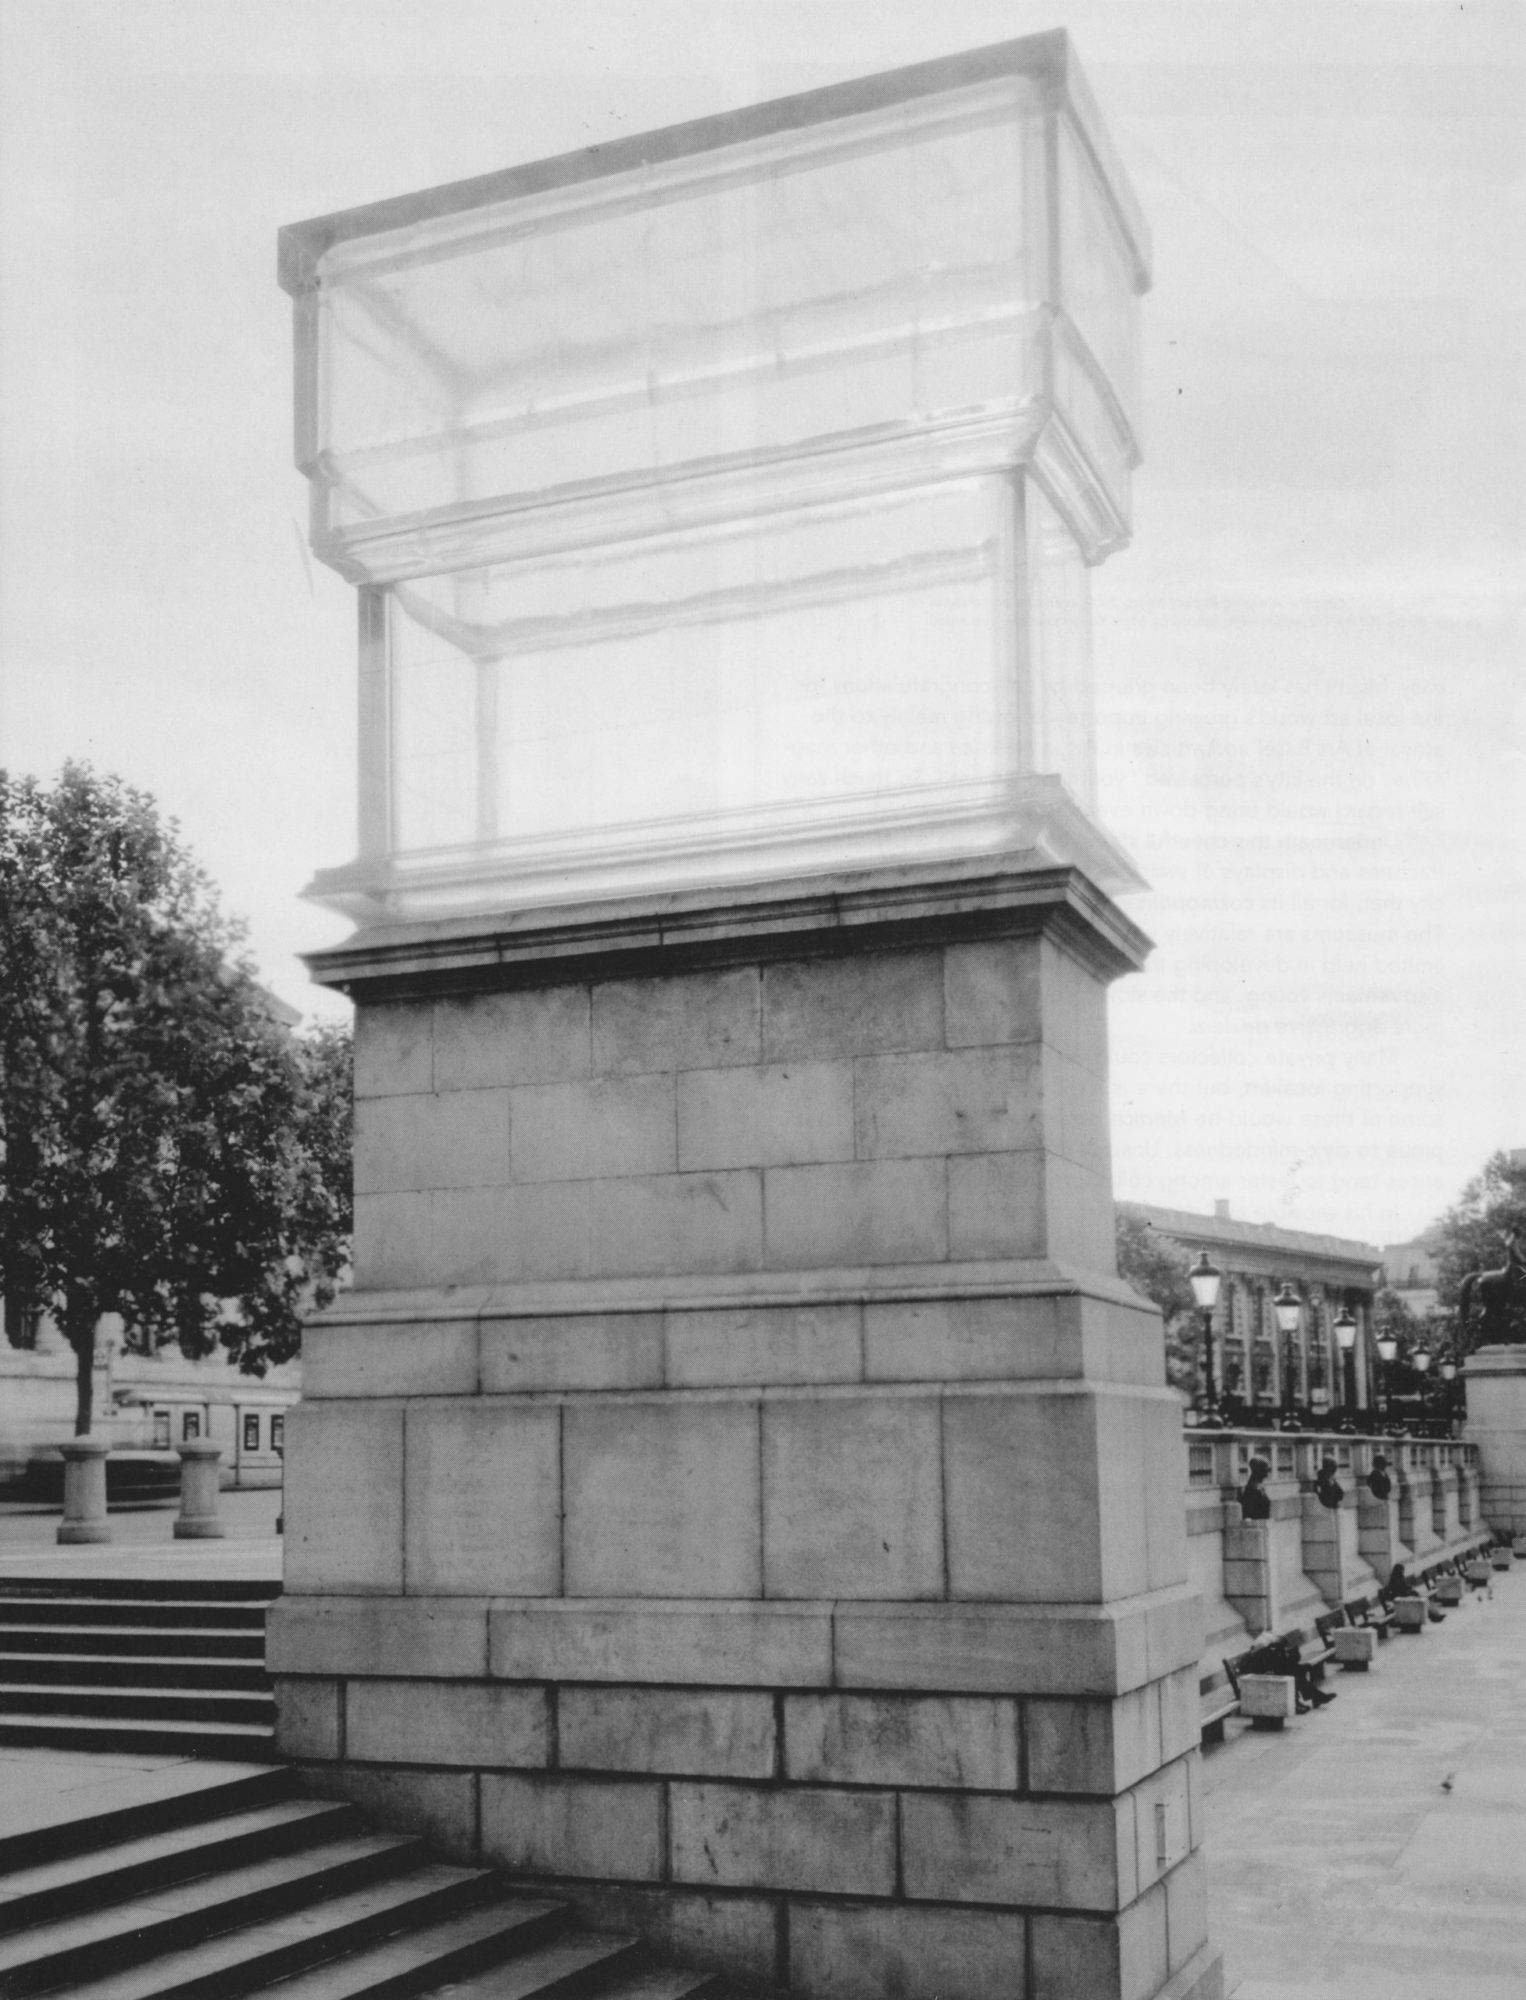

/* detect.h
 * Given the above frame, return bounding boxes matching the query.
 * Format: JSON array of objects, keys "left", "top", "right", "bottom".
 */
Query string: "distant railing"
[{"left": 1184, "top": 1424, "right": 1477, "bottom": 1492}]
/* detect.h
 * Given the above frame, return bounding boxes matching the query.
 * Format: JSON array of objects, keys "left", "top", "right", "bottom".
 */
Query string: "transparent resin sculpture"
[{"left": 281, "top": 30, "right": 1149, "bottom": 921}]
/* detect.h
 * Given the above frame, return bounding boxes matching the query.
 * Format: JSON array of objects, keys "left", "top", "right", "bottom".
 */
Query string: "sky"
[{"left": 0, "top": 0, "right": 1521, "bottom": 1249}]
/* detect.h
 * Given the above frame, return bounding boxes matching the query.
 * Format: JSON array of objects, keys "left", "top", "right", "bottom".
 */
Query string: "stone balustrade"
[{"left": 1183, "top": 1426, "right": 1485, "bottom": 1702}]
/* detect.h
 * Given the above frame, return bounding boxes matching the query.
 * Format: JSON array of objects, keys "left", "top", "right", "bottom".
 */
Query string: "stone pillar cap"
[{"left": 176, "top": 1440, "right": 224, "bottom": 1461}]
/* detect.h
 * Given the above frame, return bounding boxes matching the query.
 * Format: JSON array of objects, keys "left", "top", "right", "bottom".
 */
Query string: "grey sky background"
[{"left": 0, "top": 0, "right": 1521, "bottom": 1248}]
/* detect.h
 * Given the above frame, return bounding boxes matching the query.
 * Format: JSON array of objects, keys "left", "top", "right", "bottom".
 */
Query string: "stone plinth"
[
  {"left": 273, "top": 860, "right": 1220, "bottom": 2000},
  {"left": 1465, "top": 1347, "right": 1526, "bottom": 1538}
]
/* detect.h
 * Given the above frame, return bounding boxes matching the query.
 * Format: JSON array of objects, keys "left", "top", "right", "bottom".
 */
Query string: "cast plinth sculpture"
[
  {"left": 275, "top": 35, "right": 1221, "bottom": 2000},
  {"left": 281, "top": 28, "right": 1147, "bottom": 925}
]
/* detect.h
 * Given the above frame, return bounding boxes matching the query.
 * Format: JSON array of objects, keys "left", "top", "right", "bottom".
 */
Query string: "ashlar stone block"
[
  {"left": 591, "top": 967, "right": 760, "bottom": 1075},
  {"left": 347, "top": 1679, "right": 550, "bottom": 1768},
  {"left": 586, "top": 1171, "right": 762, "bottom": 1279},
  {"left": 946, "top": 1152, "right": 1047, "bottom": 1261},
  {"left": 273, "top": 1679, "right": 341, "bottom": 1762},
  {"left": 1027, "top": 1685, "right": 1162, "bottom": 1797},
  {"left": 762, "top": 1392, "right": 944, "bottom": 1599},
  {"left": 1031, "top": 1889, "right": 1169, "bottom": 2000},
  {"left": 511, "top": 1073, "right": 676, "bottom": 1183},
  {"left": 353, "top": 1088, "right": 509, "bottom": 1195},
  {"left": 677, "top": 1060, "right": 854, "bottom": 1171},
  {"left": 404, "top": 1400, "right": 561, "bottom": 1596},
  {"left": 559, "top": 1687, "right": 776, "bottom": 1780},
  {"left": 665, "top": 1303, "right": 863, "bottom": 1388},
  {"left": 670, "top": 1782, "right": 896, "bottom": 1898},
  {"left": 943, "top": 937, "right": 1043, "bottom": 1052},
  {"left": 353, "top": 1000, "right": 433, "bottom": 1099},
  {"left": 789, "top": 1901, "right": 1029, "bottom": 2000},
  {"left": 902, "top": 1790, "right": 1133, "bottom": 1910},
  {"left": 761, "top": 950, "right": 945, "bottom": 1062},
  {"left": 785, "top": 1692, "right": 1019, "bottom": 1791},
  {"left": 306, "top": 1765, "right": 478, "bottom": 1864},
  {"left": 482, "top": 1773, "right": 664, "bottom": 1881},
  {"left": 302, "top": 1318, "right": 480, "bottom": 1400},
  {"left": 491, "top": 1600, "right": 832, "bottom": 1687},
  {"left": 853, "top": 1046, "right": 1042, "bottom": 1160},
  {"left": 762, "top": 1158, "right": 947, "bottom": 1268},
  {"left": 480, "top": 1312, "right": 664, "bottom": 1393},
  {"left": 433, "top": 984, "right": 591, "bottom": 1091},
  {"left": 563, "top": 1399, "right": 762, "bottom": 1598},
  {"left": 282, "top": 1402, "right": 404, "bottom": 1594},
  {"left": 268, "top": 1596, "right": 489, "bottom": 1680}
]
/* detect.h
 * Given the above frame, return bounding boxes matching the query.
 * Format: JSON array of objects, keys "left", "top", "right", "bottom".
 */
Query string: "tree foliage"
[
  {"left": 0, "top": 764, "right": 352, "bottom": 1431},
  {"left": 1433, "top": 1150, "right": 1526, "bottom": 1350},
  {"left": 1115, "top": 1205, "right": 1199, "bottom": 1397}
]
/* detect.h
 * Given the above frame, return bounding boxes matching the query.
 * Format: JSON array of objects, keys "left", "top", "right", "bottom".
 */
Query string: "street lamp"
[
  {"left": 1189, "top": 1251, "right": 1224, "bottom": 1426},
  {"left": 1440, "top": 1357, "right": 1458, "bottom": 1431},
  {"left": 1412, "top": 1344, "right": 1432, "bottom": 1430},
  {"left": 1375, "top": 1329, "right": 1398, "bottom": 1425},
  {"left": 1274, "top": 1283, "right": 1303, "bottom": 1429},
  {"left": 1334, "top": 1306, "right": 1358, "bottom": 1431}
]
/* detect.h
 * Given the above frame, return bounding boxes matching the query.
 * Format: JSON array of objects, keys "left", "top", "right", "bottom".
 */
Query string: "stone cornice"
[{"left": 304, "top": 855, "right": 1152, "bottom": 1001}]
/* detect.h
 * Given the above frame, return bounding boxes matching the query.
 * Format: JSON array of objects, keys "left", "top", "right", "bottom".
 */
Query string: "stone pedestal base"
[
  {"left": 57, "top": 1436, "right": 111, "bottom": 1545},
  {"left": 275, "top": 859, "right": 1220, "bottom": 2000},
  {"left": 1465, "top": 1348, "right": 1526, "bottom": 1538},
  {"left": 173, "top": 1441, "right": 226, "bottom": 1539}
]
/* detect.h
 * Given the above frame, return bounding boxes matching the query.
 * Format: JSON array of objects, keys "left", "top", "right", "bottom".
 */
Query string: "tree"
[
  {"left": 1115, "top": 1205, "right": 1199, "bottom": 1398},
  {"left": 1434, "top": 1150, "right": 1526, "bottom": 1351},
  {"left": 0, "top": 763, "right": 352, "bottom": 1432}
]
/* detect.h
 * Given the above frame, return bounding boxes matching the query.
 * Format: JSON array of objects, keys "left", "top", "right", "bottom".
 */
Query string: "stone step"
[
  {"left": 0, "top": 1622, "right": 265, "bottom": 1658},
  {"left": 0, "top": 1649, "right": 271, "bottom": 1689},
  {"left": 0, "top": 1798, "right": 358, "bottom": 1934},
  {"left": 49, "top": 1878, "right": 560, "bottom": 2000},
  {"left": 0, "top": 1712, "right": 277, "bottom": 1758},
  {"left": 0, "top": 1596, "right": 268, "bottom": 1629},
  {"left": 273, "top": 1913, "right": 641, "bottom": 2000},
  {"left": 0, "top": 1827, "right": 433, "bottom": 1993},
  {"left": 0, "top": 1578, "right": 281, "bottom": 1603},
  {"left": 0, "top": 1763, "right": 290, "bottom": 1873},
  {"left": 436, "top": 1952, "right": 730, "bottom": 1999},
  {"left": 0, "top": 1679, "right": 274, "bottom": 1724}
]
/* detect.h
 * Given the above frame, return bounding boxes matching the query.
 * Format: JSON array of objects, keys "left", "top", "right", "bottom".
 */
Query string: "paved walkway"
[
  {"left": 1206, "top": 1560, "right": 1526, "bottom": 1999},
  {"left": 0, "top": 1488, "right": 282, "bottom": 1580}
]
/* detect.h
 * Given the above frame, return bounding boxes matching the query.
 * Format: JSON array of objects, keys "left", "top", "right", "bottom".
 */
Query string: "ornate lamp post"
[
  {"left": 1189, "top": 1251, "right": 1224, "bottom": 1427},
  {"left": 1274, "top": 1282, "right": 1304, "bottom": 1430},
  {"left": 1439, "top": 1356, "right": 1458, "bottom": 1431},
  {"left": 1375, "top": 1329, "right": 1398, "bottom": 1427},
  {"left": 1412, "top": 1344, "right": 1432, "bottom": 1430},
  {"left": 1334, "top": 1306, "right": 1358, "bottom": 1431}
]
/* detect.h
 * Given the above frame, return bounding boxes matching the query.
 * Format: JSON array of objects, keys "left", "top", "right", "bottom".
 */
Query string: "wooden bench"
[
  {"left": 1343, "top": 1597, "right": 1394, "bottom": 1639},
  {"left": 1200, "top": 1668, "right": 1241, "bottom": 1745}
]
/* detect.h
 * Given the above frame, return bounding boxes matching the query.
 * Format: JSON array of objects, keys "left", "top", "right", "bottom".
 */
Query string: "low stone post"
[
  {"left": 57, "top": 1436, "right": 112, "bottom": 1545},
  {"left": 174, "top": 1440, "right": 226, "bottom": 1539}
]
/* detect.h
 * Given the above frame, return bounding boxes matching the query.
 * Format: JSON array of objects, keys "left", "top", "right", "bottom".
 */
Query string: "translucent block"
[{"left": 284, "top": 33, "right": 1150, "bottom": 920}]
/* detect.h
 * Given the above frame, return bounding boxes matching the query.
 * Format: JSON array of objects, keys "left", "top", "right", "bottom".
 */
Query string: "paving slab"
[{"left": 1206, "top": 1565, "right": 1526, "bottom": 1998}]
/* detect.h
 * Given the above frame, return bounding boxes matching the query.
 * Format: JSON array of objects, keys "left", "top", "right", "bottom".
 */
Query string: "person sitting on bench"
[
  {"left": 1383, "top": 1562, "right": 1445, "bottom": 1622},
  {"left": 1242, "top": 1630, "right": 1335, "bottom": 1712}
]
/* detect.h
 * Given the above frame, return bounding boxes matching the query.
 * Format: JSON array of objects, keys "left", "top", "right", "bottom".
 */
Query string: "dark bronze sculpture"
[{"left": 1458, "top": 1230, "right": 1526, "bottom": 1347}]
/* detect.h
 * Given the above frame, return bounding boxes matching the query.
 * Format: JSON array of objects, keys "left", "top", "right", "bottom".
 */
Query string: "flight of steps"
[
  {"left": 0, "top": 1762, "right": 728, "bottom": 1998},
  {"left": 0, "top": 1577, "right": 280, "bottom": 1758}
]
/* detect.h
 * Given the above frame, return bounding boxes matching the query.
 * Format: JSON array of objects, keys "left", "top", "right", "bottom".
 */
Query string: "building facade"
[{"left": 1123, "top": 1199, "right": 1383, "bottom": 1419}]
